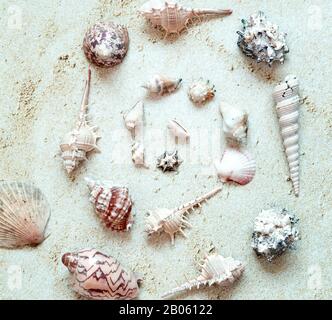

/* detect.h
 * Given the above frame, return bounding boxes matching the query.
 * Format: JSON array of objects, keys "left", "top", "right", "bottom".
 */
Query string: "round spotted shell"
[{"left": 83, "top": 22, "right": 129, "bottom": 68}]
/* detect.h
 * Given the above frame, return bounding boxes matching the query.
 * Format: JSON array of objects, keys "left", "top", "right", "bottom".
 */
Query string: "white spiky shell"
[
  {"left": 273, "top": 75, "right": 300, "bottom": 196},
  {"left": 162, "top": 253, "right": 244, "bottom": 298},
  {"left": 123, "top": 101, "right": 144, "bottom": 134},
  {"left": 146, "top": 187, "right": 221, "bottom": 245},
  {"left": 167, "top": 119, "right": 190, "bottom": 142},
  {"left": 188, "top": 79, "right": 215, "bottom": 104},
  {"left": 0, "top": 182, "right": 50, "bottom": 248},
  {"left": 142, "top": 74, "right": 182, "bottom": 96},
  {"left": 215, "top": 148, "right": 256, "bottom": 185},
  {"left": 219, "top": 102, "right": 248, "bottom": 145}
]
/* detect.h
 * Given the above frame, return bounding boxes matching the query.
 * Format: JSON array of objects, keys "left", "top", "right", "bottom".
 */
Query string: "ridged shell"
[
  {"left": 156, "top": 150, "right": 183, "bottom": 172},
  {"left": 188, "top": 79, "right": 215, "bottom": 104},
  {"left": 85, "top": 178, "right": 133, "bottom": 231},
  {"left": 162, "top": 253, "right": 244, "bottom": 298},
  {"left": 83, "top": 22, "right": 129, "bottom": 68},
  {"left": 273, "top": 75, "right": 300, "bottom": 196},
  {"left": 143, "top": 74, "right": 182, "bottom": 96},
  {"left": 215, "top": 148, "right": 256, "bottom": 185},
  {"left": 62, "top": 249, "right": 142, "bottom": 300},
  {"left": 0, "top": 182, "right": 50, "bottom": 248}
]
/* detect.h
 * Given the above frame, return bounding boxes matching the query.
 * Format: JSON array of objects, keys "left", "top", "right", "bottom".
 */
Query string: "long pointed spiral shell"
[
  {"left": 273, "top": 75, "right": 300, "bottom": 196},
  {"left": 0, "top": 182, "right": 50, "bottom": 248}
]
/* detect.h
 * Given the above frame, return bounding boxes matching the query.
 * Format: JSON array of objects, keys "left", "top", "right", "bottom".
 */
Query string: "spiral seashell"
[
  {"left": 273, "top": 75, "right": 300, "bottom": 196},
  {"left": 146, "top": 186, "right": 221, "bottom": 245},
  {"left": 62, "top": 249, "right": 142, "bottom": 300},
  {"left": 142, "top": 74, "right": 182, "bottom": 96},
  {"left": 85, "top": 178, "right": 133, "bottom": 231},
  {"left": 215, "top": 147, "right": 256, "bottom": 185},
  {"left": 167, "top": 119, "right": 190, "bottom": 143},
  {"left": 188, "top": 79, "right": 215, "bottom": 105},
  {"left": 59, "top": 68, "right": 100, "bottom": 174},
  {"left": 0, "top": 182, "right": 50, "bottom": 248},
  {"left": 162, "top": 253, "right": 244, "bottom": 298},
  {"left": 140, "top": 0, "right": 232, "bottom": 37},
  {"left": 83, "top": 22, "right": 129, "bottom": 68},
  {"left": 219, "top": 102, "right": 248, "bottom": 145}
]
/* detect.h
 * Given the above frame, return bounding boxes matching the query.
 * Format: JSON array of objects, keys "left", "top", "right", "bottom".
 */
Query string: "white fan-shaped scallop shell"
[
  {"left": 142, "top": 74, "right": 182, "bottom": 96},
  {"left": 273, "top": 75, "right": 300, "bottom": 196},
  {"left": 0, "top": 182, "right": 50, "bottom": 248},
  {"left": 219, "top": 102, "right": 248, "bottom": 145},
  {"left": 167, "top": 119, "right": 190, "bottom": 142},
  {"left": 215, "top": 148, "right": 256, "bottom": 185}
]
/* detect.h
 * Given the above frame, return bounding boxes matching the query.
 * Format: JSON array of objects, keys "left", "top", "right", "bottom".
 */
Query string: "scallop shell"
[
  {"left": 85, "top": 178, "right": 133, "bottom": 231},
  {"left": 140, "top": 0, "right": 232, "bottom": 37},
  {"left": 142, "top": 74, "right": 182, "bottom": 96},
  {"left": 215, "top": 148, "right": 256, "bottom": 185},
  {"left": 0, "top": 182, "right": 50, "bottom": 248},
  {"left": 62, "top": 249, "right": 142, "bottom": 300},
  {"left": 59, "top": 68, "right": 100, "bottom": 174},
  {"left": 146, "top": 186, "right": 221, "bottom": 244},
  {"left": 123, "top": 101, "right": 144, "bottom": 138},
  {"left": 273, "top": 75, "right": 300, "bottom": 196},
  {"left": 219, "top": 102, "right": 248, "bottom": 145},
  {"left": 167, "top": 119, "right": 190, "bottom": 142},
  {"left": 188, "top": 79, "right": 215, "bottom": 105},
  {"left": 162, "top": 253, "right": 244, "bottom": 298},
  {"left": 252, "top": 208, "right": 299, "bottom": 261},
  {"left": 83, "top": 22, "right": 129, "bottom": 68}
]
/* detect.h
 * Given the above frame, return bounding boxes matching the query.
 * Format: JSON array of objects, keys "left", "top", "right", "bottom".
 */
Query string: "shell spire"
[{"left": 273, "top": 75, "right": 300, "bottom": 196}]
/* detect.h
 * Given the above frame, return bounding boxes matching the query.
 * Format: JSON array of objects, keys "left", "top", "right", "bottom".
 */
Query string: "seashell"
[
  {"left": 146, "top": 186, "right": 221, "bottom": 244},
  {"left": 62, "top": 249, "right": 142, "bottom": 300},
  {"left": 123, "top": 101, "right": 144, "bottom": 138},
  {"left": 219, "top": 102, "right": 248, "bottom": 145},
  {"left": 188, "top": 79, "right": 215, "bottom": 105},
  {"left": 140, "top": 0, "right": 232, "bottom": 37},
  {"left": 83, "top": 22, "right": 129, "bottom": 68},
  {"left": 162, "top": 253, "right": 244, "bottom": 298},
  {"left": 131, "top": 142, "right": 148, "bottom": 168},
  {"left": 142, "top": 74, "right": 182, "bottom": 96},
  {"left": 252, "top": 208, "right": 299, "bottom": 262},
  {"left": 237, "top": 11, "right": 289, "bottom": 66},
  {"left": 59, "top": 68, "right": 100, "bottom": 174},
  {"left": 85, "top": 178, "right": 133, "bottom": 231},
  {"left": 273, "top": 75, "right": 300, "bottom": 196},
  {"left": 167, "top": 119, "right": 190, "bottom": 143},
  {"left": 156, "top": 150, "right": 183, "bottom": 172},
  {"left": 215, "top": 147, "right": 256, "bottom": 185},
  {"left": 0, "top": 182, "right": 50, "bottom": 248}
]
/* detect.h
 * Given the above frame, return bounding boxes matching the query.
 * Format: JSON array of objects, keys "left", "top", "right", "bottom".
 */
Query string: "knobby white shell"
[
  {"left": 142, "top": 74, "right": 182, "bottom": 96},
  {"left": 162, "top": 253, "right": 244, "bottom": 298},
  {"left": 140, "top": 0, "right": 232, "bottom": 37},
  {"left": 62, "top": 249, "right": 142, "bottom": 300},
  {"left": 131, "top": 142, "right": 148, "bottom": 168},
  {"left": 219, "top": 102, "right": 248, "bottom": 145},
  {"left": 215, "top": 147, "right": 256, "bottom": 185},
  {"left": 0, "top": 182, "right": 50, "bottom": 248},
  {"left": 123, "top": 101, "right": 144, "bottom": 137},
  {"left": 59, "top": 68, "right": 100, "bottom": 174},
  {"left": 273, "top": 75, "right": 300, "bottom": 196},
  {"left": 146, "top": 186, "right": 221, "bottom": 245},
  {"left": 167, "top": 119, "right": 190, "bottom": 143},
  {"left": 188, "top": 79, "right": 215, "bottom": 105}
]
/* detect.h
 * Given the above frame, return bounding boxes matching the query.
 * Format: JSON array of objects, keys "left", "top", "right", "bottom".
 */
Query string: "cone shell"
[
  {"left": 86, "top": 178, "right": 133, "bottom": 231},
  {"left": 62, "top": 249, "right": 141, "bottom": 300},
  {"left": 0, "top": 182, "right": 50, "bottom": 248},
  {"left": 167, "top": 119, "right": 190, "bottom": 142},
  {"left": 215, "top": 148, "right": 256, "bottom": 185},
  {"left": 143, "top": 74, "right": 182, "bottom": 96},
  {"left": 123, "top": 101, "right": 144, "bottom": 132}
]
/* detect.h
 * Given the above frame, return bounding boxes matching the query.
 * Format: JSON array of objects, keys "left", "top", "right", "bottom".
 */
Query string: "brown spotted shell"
[
  {"left": 83, "top": 22, "right": 129, "bottom": 68},
  {"left": 62, "top": 249, "right": 141, "bottom": 300}
]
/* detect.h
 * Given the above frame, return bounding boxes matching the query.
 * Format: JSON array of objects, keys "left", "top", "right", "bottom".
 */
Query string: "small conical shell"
[
  {"left": 167, "top": 119, "right": 190, "bottom": 143},
  {"left": 131, "top": 142, "right": 148, "bottom": 168},
  {"left": 143, "top": 74, "right": 182, "bottom": 96},
  {"left": 0, "top": 182, "right": 50, "bottom": 248},
  {"left": 123, "top": 101, "right": 144, "bottom": 134},
  {"left": 273, "top": 75, "right": 300, "bottom": 196},
  {"left": 219, "top": 102, "right": 248, "bottom": 145},
  {"left": 215, "top": 148, "right": 256, "bottom": 185}
]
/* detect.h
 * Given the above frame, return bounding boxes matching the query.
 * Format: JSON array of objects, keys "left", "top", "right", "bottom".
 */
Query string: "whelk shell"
[
  {"left": 62, "top": 249, "right": 142, "bottom": 300},
  {"left": 146, "top": 186, "right": 221, "bottom": 245},
  {"left": 85, "top": 178, "right": 134, "bottom": 232},
  {"left": 142, "top": 74, "right": 182, "bottom": 96},
  {"left": 188, "top": 79, "right": 215, "bottom": 105},
  {"left": 167, "top": 119, "right": 190, "bottom": 143},
  {"left": 273, "top": 75, "right": 300, "bottom": 196},
  {"left": 162, "top": 253, "right": 244, "bottom": 298},
  {"left": 140, "top": 0, "right": 232, "bottom": 37},
  {"left": 0, "top": 182, "right": 50, "bottom": 248},
  {"left": 215, "top": 147, "right": 256, "bottom": 185},
  {"left": 59, "top": 68, "right": 100, "bottom": 174}
]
